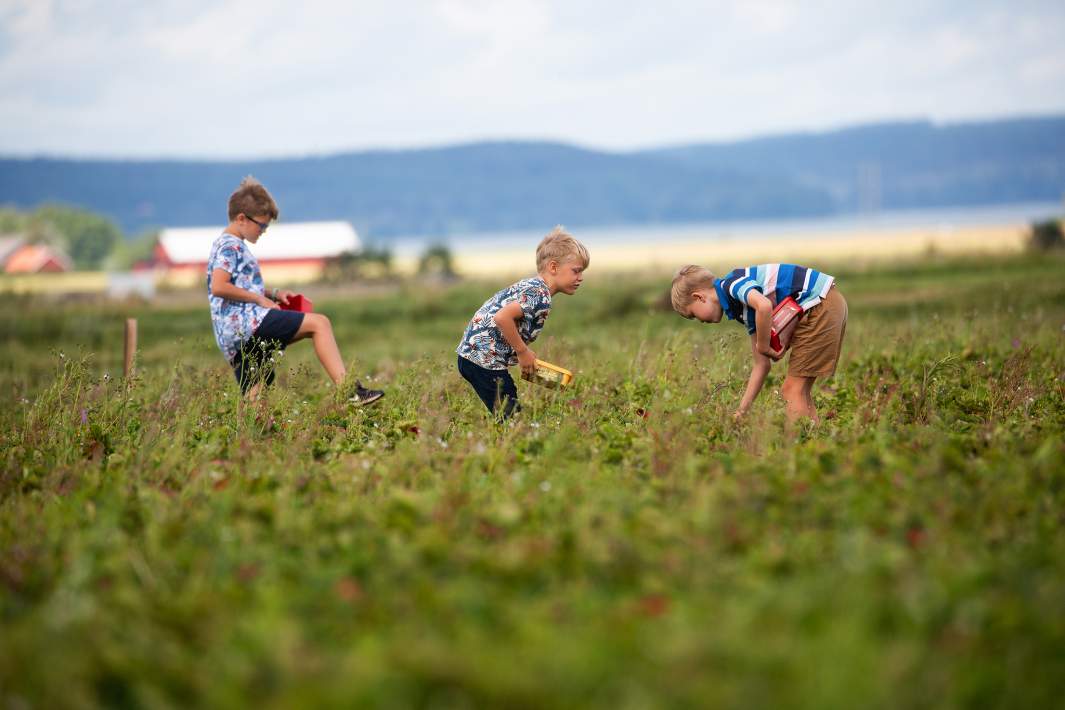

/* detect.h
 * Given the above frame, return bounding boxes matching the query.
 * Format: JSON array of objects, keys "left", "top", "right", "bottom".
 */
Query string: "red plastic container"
[
  {"left": 281, "top": 294, "right": 313, "bottom": 313},
  {"left": 769, "top": 297, "right": 802, "bottom": 351}
]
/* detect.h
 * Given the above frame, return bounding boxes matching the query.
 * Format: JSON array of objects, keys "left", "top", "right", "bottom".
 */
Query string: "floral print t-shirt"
[
  {"left": 456, "top": 276, "right": 552, "bottom": 370},
  {"left": 206, "top": 233, "right": 270, "bottom": 362}
]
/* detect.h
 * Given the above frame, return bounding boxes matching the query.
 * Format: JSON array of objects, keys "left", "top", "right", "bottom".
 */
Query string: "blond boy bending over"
[
  {"left": 207, "top": 176, "right": 383, "bottom": 405},
  {"left": 456, "top": 227, "right": 589, "bottom": 419},
  {"left": 671, "top": 263, "right": 847, "bottom": 422}
]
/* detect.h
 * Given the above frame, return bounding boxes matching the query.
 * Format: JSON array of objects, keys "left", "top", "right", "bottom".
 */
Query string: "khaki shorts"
[{"left": 787, "top": 285, "right": 848, "bottom": 378}]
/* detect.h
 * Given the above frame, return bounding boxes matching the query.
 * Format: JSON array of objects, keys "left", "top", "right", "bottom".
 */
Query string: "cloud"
[{"left": 0, "top": 0, "right": 1063, "bottom": 157}]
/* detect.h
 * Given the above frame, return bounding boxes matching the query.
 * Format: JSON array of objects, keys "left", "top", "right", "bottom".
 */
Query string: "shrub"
[
  {"left": 418, "top": 243, "right": 455, "bottom": 277},
  {"left": 1028, "top": 218, "right": 1064, "bottom": 251},
  {"left": 323, "top": 245, "right": 394, "bottom": 282}
]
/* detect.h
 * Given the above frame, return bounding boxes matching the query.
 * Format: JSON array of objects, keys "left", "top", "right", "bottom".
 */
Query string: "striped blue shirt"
[{"left": 714, "top": 263, "right": 835, "bottom": 334}]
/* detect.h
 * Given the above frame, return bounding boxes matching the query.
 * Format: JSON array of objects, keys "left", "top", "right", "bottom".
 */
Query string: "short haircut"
[
  {"left": 671, "top": 264, "right": 716, "bottom": 313},
  {"left": 536, "top": 225, "right": 590, "bottom": 272},
  {"left": 227, "top": 176, "right": 279, "bottom": 222}
]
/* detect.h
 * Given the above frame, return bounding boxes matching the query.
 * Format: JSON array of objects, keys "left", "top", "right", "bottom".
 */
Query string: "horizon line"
[{"left": 1, "top": 111, "right": 1062, "bottom": 164}]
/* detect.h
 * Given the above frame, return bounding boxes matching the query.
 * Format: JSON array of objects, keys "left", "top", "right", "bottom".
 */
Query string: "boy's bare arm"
[
  {"left": 210, "top": 268, "right": 277, "bottom": 309},
  {"left": 746, "top": 290, "right": 783, "bottom": 360},
  {"left": 736, "top": 337, "right": 773, "bottom": 417},
  {"left": 492, "top": 301, "right": 537, "bottom": 376}
]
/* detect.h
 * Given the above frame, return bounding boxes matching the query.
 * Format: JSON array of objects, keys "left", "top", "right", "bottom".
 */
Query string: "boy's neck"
[
  {"left": 537, "top": 270, "right": 560, "bottom": 295},
  {"left": 225, "top": 222, "right": 246, "bottom": 240}
]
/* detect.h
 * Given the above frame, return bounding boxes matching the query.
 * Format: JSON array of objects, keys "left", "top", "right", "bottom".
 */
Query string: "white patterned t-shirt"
[
  {"left": 456, "top": 277, "right": 552, "bottom": 370},
  {"left": 206, "top": 233, "right": 271, "bottom": 362}
]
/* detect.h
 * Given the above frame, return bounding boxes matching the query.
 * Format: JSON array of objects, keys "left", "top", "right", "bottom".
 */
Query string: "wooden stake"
[{"left": 124, "top": 318, "right": 137, "bottom": 378}]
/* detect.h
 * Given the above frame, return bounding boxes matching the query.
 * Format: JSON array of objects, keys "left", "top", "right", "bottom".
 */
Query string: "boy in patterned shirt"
[
  {"left": 671, "top": 263, "right": 847, "bottom": 422},
  {"left": 456, "top": 226, "right": 590, "bottom": 418},
  {"left": 207, "top": 176, "right": 383, "bottom": 405}
]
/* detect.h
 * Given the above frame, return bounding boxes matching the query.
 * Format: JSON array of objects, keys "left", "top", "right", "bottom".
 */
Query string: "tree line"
[{"left": 0, "top": 204, "right": 154, "bottom": 270}]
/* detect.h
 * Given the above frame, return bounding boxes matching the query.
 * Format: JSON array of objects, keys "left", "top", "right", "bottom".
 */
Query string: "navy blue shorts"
[
  {"left": 457, "top": 355, "right": 520, "bottom": 419},
  {"left": 231, "top": 309, "right": 305, "bottom": 393}
]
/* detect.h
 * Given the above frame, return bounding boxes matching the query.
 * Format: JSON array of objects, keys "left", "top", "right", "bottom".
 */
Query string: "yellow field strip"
[{"left": 427, "top": 224, "right": 1030, "bottom": 277}]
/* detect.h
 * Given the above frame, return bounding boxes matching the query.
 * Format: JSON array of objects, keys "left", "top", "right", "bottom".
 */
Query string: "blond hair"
[
  {"left": 227, "top": 176, "right": 279, "bottom": 222},
  {"left": 670, "top": 264, "right": 716, "bottom": 313},
  {"left": 536, "top": 225, "right": 590, "bottom": 272}
]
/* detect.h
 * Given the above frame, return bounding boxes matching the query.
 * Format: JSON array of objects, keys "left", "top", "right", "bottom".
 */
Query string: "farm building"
[
  {"left": 0, "top": 236, "right": 72, "bottom": 273},
  {"left": 154, "top": 221, "right": 360, "bottom": 287}
]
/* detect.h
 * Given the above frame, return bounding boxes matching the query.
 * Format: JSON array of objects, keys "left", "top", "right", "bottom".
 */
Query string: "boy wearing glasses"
[{"left": 207, "top": 176, "right": 384, "bottom": 405}]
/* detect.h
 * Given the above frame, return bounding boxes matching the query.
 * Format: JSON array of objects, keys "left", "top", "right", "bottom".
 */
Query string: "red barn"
[{"left": 0, "top": 237, "right": 72, "bottom": 273}]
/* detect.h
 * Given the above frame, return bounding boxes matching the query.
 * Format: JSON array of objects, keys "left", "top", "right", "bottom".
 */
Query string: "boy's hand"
[
  {"left": 276, "top": 289, "right": 297, "bottom": 306},
  {"left": 257, "top": 295, "right": 279, "bottom": 310},
  {"left": 517, "top": 348, "right": 537, "bottom": 377},
  {"left": 758, "top": 344, "right": 785, "bottom": 361}
]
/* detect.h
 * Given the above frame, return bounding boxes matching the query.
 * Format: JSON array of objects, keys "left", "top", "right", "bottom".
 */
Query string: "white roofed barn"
[{"left": 153, "top": 222, "right": 360, "bottom": 287}]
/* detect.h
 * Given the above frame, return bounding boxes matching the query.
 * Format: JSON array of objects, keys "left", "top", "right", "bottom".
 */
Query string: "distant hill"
[
  {"left": 642, "top": 116, "right": 1065, "bottom": 212},
  {"left": 0, "top": 144, "right": 830, "bottom": 239},
  {"left": 0, "top": 116, "right": 1062, "bottom": 239}
]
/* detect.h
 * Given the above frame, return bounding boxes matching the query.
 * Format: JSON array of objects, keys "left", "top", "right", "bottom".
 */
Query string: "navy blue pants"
[
  {"left": 231, "top": 309, "right": 305, "bottom": 393},
  {"left": 457, "top": 355, "right": 520, "bottom": 419}
]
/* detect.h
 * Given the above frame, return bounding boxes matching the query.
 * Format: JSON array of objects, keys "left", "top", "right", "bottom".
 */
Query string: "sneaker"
[{"left": 347, "top": 380, "right": 385, "bottom": 407}]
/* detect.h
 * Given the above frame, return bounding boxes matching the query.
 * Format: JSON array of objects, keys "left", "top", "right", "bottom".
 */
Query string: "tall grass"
[{"left": 2, "top": 254, "right": 1064, "bottom": 708}]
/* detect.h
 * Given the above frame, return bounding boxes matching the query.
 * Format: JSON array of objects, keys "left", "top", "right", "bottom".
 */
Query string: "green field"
[{"left": 2, "top": 254, "right": 1064, "bottom": 708}]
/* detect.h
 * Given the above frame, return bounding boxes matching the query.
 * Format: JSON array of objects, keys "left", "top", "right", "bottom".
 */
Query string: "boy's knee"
[
  {"left": 781, "top": 378, "right": 804, "bottom": 399},
  {"left": 307, "top": 313, "right": 332, "bottom": 331}
]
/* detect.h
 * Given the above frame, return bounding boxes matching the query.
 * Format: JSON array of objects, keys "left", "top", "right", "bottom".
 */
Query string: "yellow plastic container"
[{"left": 522, "top": 359, "right": 574, "bottom": 388}]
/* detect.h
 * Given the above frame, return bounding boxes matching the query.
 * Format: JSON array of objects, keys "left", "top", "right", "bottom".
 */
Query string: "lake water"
[{"left": 380, "top": 201, "right": 1063, "bottom": 258}]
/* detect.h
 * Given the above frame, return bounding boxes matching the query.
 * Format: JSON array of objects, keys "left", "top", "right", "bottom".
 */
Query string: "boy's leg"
[
  {"left": 802, "top": 377, "right": 818, "bottom": 420},
  {"left": 232, "top": 340, "right": 276, "bottom": 399},
  {"left": 495, "top": 370, "right": 520, "bottom": 419},
  {"left": 457, "top": 355, "right": 501, "bottom": 412},
  {"left": 781, "top": 374, "right": 818, "bottom": 422},
  {"left": 783, "top": 286, "right": 846, "bottom": 423},
  {"left": 458, "top": 356, "right": 520, "bottom": 419},
  {"left": 291, "top": 313, "right": 345, "bottom": 385}
]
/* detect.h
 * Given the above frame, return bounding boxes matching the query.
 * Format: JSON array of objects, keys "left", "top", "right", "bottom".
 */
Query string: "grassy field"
[{"left": 2, "top": 254, "right": 1064, "bottom": 708}]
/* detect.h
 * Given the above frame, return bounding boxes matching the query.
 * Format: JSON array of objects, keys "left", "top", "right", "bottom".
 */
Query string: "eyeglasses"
[{"left": 244, "top": 214, "right": 269, "bottom": 232}]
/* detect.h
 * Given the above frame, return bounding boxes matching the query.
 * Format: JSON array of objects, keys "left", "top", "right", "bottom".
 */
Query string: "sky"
[{"left": 1, "top": 0, "right": 1064, "bottom": 159}]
